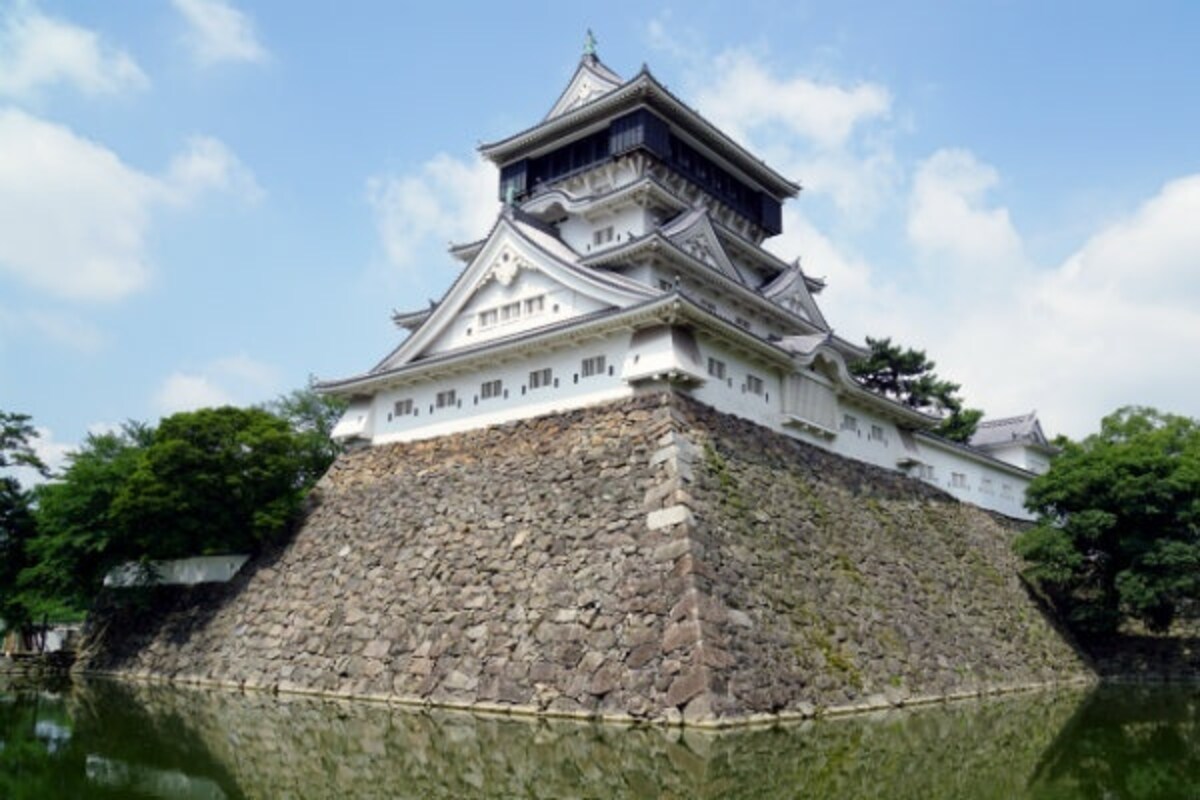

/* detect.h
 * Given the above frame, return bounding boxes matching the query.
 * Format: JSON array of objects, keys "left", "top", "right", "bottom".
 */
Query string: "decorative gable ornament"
[{"left": 487, "top": 249, "right": 530, "bottom": 287}]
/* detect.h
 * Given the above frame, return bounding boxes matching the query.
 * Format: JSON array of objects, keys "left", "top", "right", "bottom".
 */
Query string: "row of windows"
[
  {"left": 477, "top": 295, "right": 546, "bottom": 329},
  {"left": 388, "top": 355, "right": 612, "bottom": 421},
  {"left": 950, "top": 472, "right": 1014, "bottom": 497},
  {"left": 707, "top": 357, "right": 766, "bottom": 397},
  {"left": 908, "top": 464, "right": 1011, "bottom": 499},
  {"left": 841, "top": 414, "right": 887, "bottom": 444},
  {"left": 841, "top": 415, "right": 1016, "bottom": 499}
]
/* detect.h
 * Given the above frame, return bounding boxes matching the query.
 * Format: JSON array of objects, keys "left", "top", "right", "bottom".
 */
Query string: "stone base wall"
[{"left": 79, "top": 393, "right": 1091, "bottom": 725}]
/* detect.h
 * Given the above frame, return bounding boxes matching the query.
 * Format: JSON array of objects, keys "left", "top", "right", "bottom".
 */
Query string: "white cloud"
[
  {"left": 153, "top": 353, "right": 281, "bottom": 415},
  {"left": 907, "top": 148, "right": 1025, "bottom": 272},
  {"left": 658, "top": 41, "right": 899, "bottom": 221},
  {"left": 172, "top": 0, "right": 267, "bottom": 66},
  {"left": 165, "top": 135, "right": 263, "bottom": 203},
  {"left": 154, "top": 373, "right": 236, "bottom": 414},
  {"left": 0, "top": 108, "right": 155, "bottom": 301},
  {"left": 792, "top": 147, "right": 901, "bottom": 221},
  {"left": 367, "top": 153, "right": 498, "bottom": 270},
  {"left": 0, "top": 2, "right": 147, "bottom": 98},
  {"left": 692, "top": 49, "right": 891, "bottom": 151},
  {"left": 0, "top": 108, "right": 259, "bottom": 303},
  {"left": 0, "top": 306, "right": 106, "bottom": 351},
  {"left": 897, "top": 165, "right": 1200, "bottom": 438}
]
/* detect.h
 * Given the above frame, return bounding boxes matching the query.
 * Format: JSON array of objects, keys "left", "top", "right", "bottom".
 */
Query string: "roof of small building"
[{"left": 969, "top": 411, "right": 1053, "bottom": 450}]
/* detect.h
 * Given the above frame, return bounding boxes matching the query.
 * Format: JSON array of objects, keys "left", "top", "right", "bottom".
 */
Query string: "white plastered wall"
[{"left": 369, "top": 331, "right": 634, "bottom": 444}]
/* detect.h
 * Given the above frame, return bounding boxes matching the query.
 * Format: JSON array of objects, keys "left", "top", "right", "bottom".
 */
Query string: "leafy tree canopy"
[
  {"left": 1015, "top": 406, "right": 1200, "bottom": 635},
  {"left": 849, "top": 336, "right": 983, "bottom": 443},
  {"left": 13, "top": 387, "right": 343, "bottom": 619},
  {"left": 0, "top": 412, "right": 48, "bottom": 630},
  {"left": 25, "top": 423, "right": 151, "bottom": 614},
  {"left": 110, "top": 406, "right": 310, "bottom": 560},
  {"left": 261, "top": 382, "right": 347, "bottom": 487}
]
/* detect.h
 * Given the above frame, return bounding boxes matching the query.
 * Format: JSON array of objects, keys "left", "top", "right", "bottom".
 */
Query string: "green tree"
[
  {"left": 24, "top": 423, "right": 151, "bottom": 611},
  {"left": 0, "top": 412, "right": 47, "bottom": 632},
  {"left": 1015, "top": 406, "right": 1200, "bottom": 635},
  {"left": 15, "top": 390, "right": 338, "bottom": 613},
  {"left": 849, "top": 336, "right": 983, "bottom": 443},
  {"left": 262, "top": 382, "right": 346, "bottom": 486},
  {"left": 110, "top": 406, "right": 310, "bottom": 559}
]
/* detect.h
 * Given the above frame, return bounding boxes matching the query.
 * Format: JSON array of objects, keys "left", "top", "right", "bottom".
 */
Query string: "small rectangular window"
[
  {"left": 707, "top": 357, "right": 726, "bottom": 380},
  {"left": 869, "top": 424, "right": 886, "bottom": 443},
  {"left": 581, "top": 355, "right": 606, "bottom": 378},
  {"left": 478, "top": 309, "right": 498, "bottom": 328},
  {"left": 658, "top": 279, "right": 673, "bottom": 291},
  {"left": 529, "top": 368, "right": 552, "bottom": 390},
  {"left": 500, "top": 301, "right": 521, "bottom": 322},
  {"left": 435, "top": 389, "right": 457, "bottom": 409},
  {"left": 840, "top": 414, "right": 858, "bottom": 432},
  {"left": 394, "top": 398, "right": 413, "bottom": 416},
  {"left": 480, "top": 379, "right": 502, "bottom": 400},
  {"left": 981, "top": 478, "right": 994, "bottom": 495},
  {"left": 523, "top": 295, "right": 545, "bottom": 314},
  {"left": 746, "top": 374, "right": 764, "bottom": 395},
  {"left": 593, "top": 226, "right": 614, "bottom": 245},
  {"left": 951, "top": 472, "right": 968, "bottom": 488}
]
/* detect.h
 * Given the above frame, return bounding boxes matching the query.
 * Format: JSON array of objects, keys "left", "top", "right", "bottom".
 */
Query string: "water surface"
[{"left": 2, "top": 678, "right": 1198, "bottom": 798}]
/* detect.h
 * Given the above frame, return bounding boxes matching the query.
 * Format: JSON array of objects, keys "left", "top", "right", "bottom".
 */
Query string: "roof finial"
[{"left": 583, "top": 29, "right": 597, "bottom": 58}]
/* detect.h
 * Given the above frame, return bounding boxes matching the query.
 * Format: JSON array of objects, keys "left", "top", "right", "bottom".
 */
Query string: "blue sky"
[{"left": 2, "top": 0, "right": 1198, "bottom": 478}]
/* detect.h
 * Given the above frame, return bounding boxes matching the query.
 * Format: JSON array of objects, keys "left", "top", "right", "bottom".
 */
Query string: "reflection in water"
[
  {"left": 1031, "top": 685, "right": 1200, "bottom": 800},
  {"left": 1, "top": 678, "right": 1198, "bottom": 799}
]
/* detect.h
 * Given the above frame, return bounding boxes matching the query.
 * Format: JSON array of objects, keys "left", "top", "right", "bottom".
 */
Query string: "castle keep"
[{"left": 318, "top": 46, "right": 1053, "bottom": 519}]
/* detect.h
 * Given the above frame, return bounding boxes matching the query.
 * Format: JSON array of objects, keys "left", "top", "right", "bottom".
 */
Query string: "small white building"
[{"left": 318, "top": 46, "right": 1053, "bottom": 520}]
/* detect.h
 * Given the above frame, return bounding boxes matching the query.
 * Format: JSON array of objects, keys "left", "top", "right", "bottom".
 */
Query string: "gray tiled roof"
[{"left": 969, "top": 411, "right": 1047, "bottom": 448}]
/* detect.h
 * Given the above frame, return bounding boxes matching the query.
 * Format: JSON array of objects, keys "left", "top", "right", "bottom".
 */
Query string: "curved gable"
[{"left": 374, "top": 214, "right": 653, "bottom": 372}]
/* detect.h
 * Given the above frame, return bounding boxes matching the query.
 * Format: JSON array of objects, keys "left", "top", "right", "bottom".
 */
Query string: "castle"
[
  {"left": 82, "top": 41, "right": 1091, "bottom": 726},
  {"left": 318, "top": 44, "right": 1052, "bottom": 519}
]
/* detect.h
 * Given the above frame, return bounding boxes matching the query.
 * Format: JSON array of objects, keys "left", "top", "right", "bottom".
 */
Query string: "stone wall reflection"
[{"left": 70, "top": 680, "right": 1088, "bottom": 799}]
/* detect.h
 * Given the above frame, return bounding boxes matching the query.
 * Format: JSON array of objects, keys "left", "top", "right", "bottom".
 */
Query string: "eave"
[
  {"left": 317, "top": 297, "right": 682, "bottom": 395},
  {"left": 391, "top": 307, "right": 434, "bottom": 331},
  {"left": 518, "top": 170, "right": 827, "bottom": 297},
  {"left": 448, "top": 238, "right": 486, "bottom": 263},
  {"left": 520, "top": 173, "right": 689, "bottom": 221},
  {"left": 581, "top": 232, "right": 825, "bottom": 337},
  {"left": 479, "top": 71, "right": 800, "bottom": 199}
]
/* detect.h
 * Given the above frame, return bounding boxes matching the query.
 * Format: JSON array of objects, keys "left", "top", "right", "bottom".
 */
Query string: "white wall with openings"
[{"left": 370, "top": 331, "right": 633, "bottom": 444}]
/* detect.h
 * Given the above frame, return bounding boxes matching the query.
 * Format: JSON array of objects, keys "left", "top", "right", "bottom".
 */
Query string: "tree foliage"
[
  {"left": 108, "top": 406, "right": 309, "bottom": 560},
  {"left": 7, "top": 387, "right": 344, "bottom": 621},
  {"left": 25, "top": 424, "right": 150, "bottom": 613},
  {"left": 0, "top": 412, "right": 47, "bottom": 631},
  {"left": 849, "top": 336, "right": 983, "bottom": 442},
  {"left": 1015, "top": 406, "right": 1200, "bottom": 635},
  {"left": 261, "top": 382, "right": 347, "bottom": 486}
]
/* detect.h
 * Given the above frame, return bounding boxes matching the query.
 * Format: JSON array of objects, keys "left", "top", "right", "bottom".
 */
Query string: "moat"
[{"left": 2, "top": 678, "right": 1198, "bottom": 798}]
